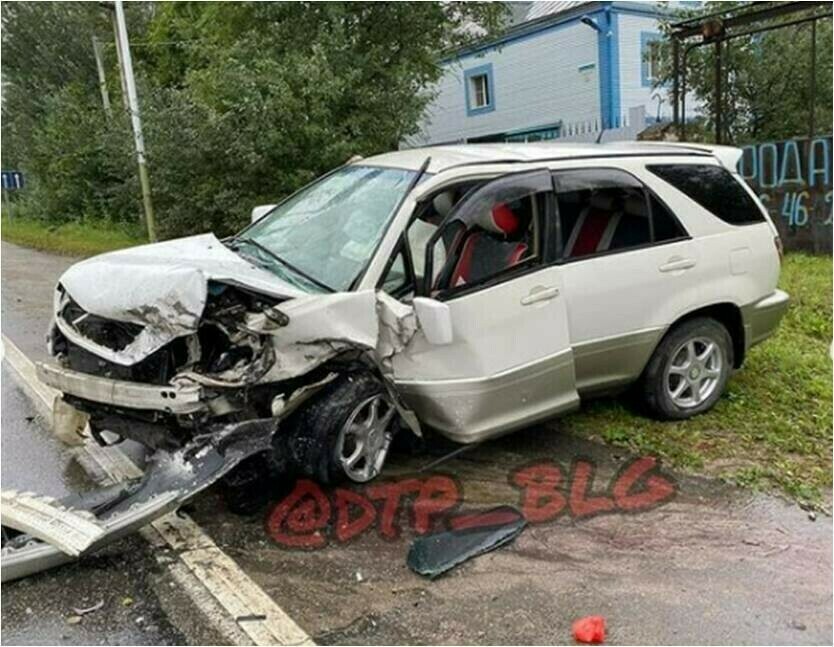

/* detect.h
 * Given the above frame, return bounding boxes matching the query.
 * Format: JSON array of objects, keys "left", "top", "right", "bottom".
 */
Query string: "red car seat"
[
  {"left": 564, "top": 192, "right": 623, "bottom": 258},
  {"left": 449, "top": 203, "right": 528, "bottom": 287}
]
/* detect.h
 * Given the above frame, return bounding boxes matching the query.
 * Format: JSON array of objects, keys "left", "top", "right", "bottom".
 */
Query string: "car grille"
[{"left": 61, "top": 298, "right": 144, "bottom": 352}]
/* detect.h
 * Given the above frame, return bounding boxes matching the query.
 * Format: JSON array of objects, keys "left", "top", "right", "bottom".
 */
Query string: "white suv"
[{"left": 39, "top": 142, "right": 789, "bottom": 484}]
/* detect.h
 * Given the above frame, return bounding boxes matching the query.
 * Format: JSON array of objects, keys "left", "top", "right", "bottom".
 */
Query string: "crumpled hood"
[{"left": 56, "top": 233, "right": 307, "bottom": 365}]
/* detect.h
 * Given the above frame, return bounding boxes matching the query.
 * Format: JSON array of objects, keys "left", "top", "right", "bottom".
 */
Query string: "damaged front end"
[
  {"left": 12, "top": 237, "right": 420, "bottom": 579},
  {"left": 39, "top": 234, "right": 419, "bottom": 454},
  {"left": 42, "top": 285, "right": 420, "bottom": 450},
  {"left": 46, "top": 280, "right": 291, "bottom": 450},
  {"left": 8, "top": 163, "right": 434, "bottom": 579}
]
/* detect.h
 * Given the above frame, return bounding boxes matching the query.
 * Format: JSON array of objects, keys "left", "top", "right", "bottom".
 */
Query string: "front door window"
[{"left": 425, "top": 170, "right": 552, "bottom": 297}]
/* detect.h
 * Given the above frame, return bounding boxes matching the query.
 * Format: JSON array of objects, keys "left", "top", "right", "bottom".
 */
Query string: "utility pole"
[
  {"left": 113, "top": 0, "right": 157, "bottom": 242},
  {"left": 100, "top": 1, "right": 130, "bottom": 112},
  {"left": 92, "top": 36, "right": 112, "bottom": 119}
]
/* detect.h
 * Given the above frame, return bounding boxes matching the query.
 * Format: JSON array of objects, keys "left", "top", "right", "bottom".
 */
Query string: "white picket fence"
[
  {"left": 558, "top": 106, "right": 647, "bottom": 143},
  {"left": 401, "top": 105, "right": 652, "bottom": 148}
]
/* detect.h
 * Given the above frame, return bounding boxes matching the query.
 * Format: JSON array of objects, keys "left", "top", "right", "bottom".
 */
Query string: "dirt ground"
[{"left": 188, "top": 426, "right": 832, "bottom": 645}]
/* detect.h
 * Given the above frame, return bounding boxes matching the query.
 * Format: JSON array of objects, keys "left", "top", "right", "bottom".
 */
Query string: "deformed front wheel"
[
  {"left": 641, "top": 317, "right": 733, "bottom": 420},
  {"left": 283, "top": 372, "right": 397, "bottom": 484}
]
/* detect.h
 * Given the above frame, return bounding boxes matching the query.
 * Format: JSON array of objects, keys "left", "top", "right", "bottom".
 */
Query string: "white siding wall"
[
  {"left": 617, "top": 13, "right": 670, "bottom": 123},
  {"left": 409, "top": 21, "right": 601, "bottom": 146},
  {"left": 617, "top": 11, "right": 702, "bottom": 124}
]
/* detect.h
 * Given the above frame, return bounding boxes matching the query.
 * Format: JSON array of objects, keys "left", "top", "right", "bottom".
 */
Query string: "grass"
[
  {"left": 1, "top": 215, "right": 145, "bottom": 257},
  {"left": 564, "top": 253, "right": 833, "bottom": 507}
]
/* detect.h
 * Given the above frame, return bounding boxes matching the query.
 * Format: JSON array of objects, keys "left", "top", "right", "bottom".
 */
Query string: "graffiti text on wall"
[{"left": 738, "top": 136, "right": 833, "bottom": 253}]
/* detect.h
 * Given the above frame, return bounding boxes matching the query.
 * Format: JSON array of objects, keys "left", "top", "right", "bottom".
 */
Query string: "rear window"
[{"left": 647, "top": 164, "right": 765, "bottom": 225}]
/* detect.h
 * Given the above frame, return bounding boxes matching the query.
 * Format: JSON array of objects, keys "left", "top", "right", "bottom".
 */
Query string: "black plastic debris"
[{"left": 407, "top": 505, "right": 527, "bottom": 578}]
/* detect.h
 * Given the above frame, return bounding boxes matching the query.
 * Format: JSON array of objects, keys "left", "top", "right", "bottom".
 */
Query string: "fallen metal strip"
[
  {"left": 0, "top": 490, "right": 106, "bottom": 556},
  {"left": 2, "top": 490, "right": 180, "bottom": 581}
]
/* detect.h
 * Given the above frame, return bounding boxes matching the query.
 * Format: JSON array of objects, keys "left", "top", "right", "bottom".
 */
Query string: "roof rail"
[
  {"left": 440, "top": 149, "right": 713, "bottom": 173},
  {"left": 621, "top": 142, "right": 743, "bottom": 170}
]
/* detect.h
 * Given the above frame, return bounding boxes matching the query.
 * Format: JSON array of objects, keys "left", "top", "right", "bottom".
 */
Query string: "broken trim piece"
[
  {"left": 0, "top": 490, "right": 106, "bottom": 557},
  {"left": 36, "top": 362, "right": 205, "bottom": 414},
  {"left": 406, "top": 506, "right": 527, "bottom": 578}
]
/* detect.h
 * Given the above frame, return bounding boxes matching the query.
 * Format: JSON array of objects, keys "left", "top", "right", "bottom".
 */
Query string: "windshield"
[{"left": 239, "top": 165, "right": 418, "bottom": 292}]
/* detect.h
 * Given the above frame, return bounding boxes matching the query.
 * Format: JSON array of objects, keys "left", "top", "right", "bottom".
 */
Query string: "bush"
[{"left": 19, "top": 83, "right": 139, "bottom": 226}]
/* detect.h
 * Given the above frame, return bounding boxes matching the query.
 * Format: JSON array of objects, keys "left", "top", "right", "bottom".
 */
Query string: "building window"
[
  {"left": 464, "top": 63, "right": 495, "bottom": 116},
  {"left": 470, "top": 74, "right": 490, "bottom": 108},
  {"left": 641, "top": 32, "right": 663, "bottom": 87}
]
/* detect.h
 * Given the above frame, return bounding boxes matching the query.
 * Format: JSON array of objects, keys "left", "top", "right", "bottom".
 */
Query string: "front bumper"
[
  {"left": 742, "top": 289, "right": 790, "bottom": 350},
  {"left": 36, "top": 362, "right": 206, "bottom": 415}
]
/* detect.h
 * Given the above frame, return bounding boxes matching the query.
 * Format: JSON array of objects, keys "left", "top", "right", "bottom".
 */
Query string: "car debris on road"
[
  {"left": 572, "top": 615, "right": 607, "bottom": 644},
  {"left": 1, "top": 418, "right": 277, "bottom": 581},
  {"left": 407, "top": 505, "right": 527, "bottom": 578},
  {"left": 72, "top": 600, "right": 104, "bottom": 616}
]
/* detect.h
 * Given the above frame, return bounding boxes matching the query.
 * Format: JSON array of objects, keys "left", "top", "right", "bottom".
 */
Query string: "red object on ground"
[{"left": 572, "top": 615, "right": 606, "bottom": 644}]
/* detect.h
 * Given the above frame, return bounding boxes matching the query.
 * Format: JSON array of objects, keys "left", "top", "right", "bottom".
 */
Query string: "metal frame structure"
[{"left": 669, "top": 1, "right": 832, "bottom": 143}]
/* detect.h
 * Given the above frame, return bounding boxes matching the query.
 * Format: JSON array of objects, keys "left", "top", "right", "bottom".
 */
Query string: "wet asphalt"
[
  {"left": 190, "top": 431, "right": 833, "bottom": 645},
  {"left": 2, "top": 240, "right": 833, "bottom": 645},
  {"left": 1, "top": 366, "right": 191, "bottom": 645},
  {"left": 1, "top": 243, "right": 191, "bottom": 645}
]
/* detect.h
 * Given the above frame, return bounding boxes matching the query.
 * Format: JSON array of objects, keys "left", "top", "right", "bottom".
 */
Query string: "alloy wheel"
[
  {"left": 664, "top": 336, "right": 724, "bottom": 409},
  {"left": 334, "top": 394, "right": 395, "bottom": 482}
]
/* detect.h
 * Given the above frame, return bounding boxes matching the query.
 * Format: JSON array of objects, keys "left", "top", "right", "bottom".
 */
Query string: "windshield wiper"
[{"left": 229, "top": 236, "right": 336, "bottom": 293}]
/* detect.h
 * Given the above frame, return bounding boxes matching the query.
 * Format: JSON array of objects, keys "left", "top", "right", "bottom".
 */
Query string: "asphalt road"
[
  {"left": 1, "top": 243, "right": 196, "bottom": 645},
  {"left": 2, "top": 240, "right": 832, "bottom": 645},
  {"left": 1, "top": 366, "right": 191, "bottom": 645}
]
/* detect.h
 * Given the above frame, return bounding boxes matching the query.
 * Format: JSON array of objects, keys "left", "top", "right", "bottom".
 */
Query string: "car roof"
[{"left": 361, "top": 142, "right": 739, "bottom": 174}]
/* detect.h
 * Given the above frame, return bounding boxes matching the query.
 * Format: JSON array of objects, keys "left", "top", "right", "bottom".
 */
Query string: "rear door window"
[
  {"left": 552, "top": 168, "right": 687, "bottom": 261},
  {"left": 651, "top": 195, "right": 687, "bottom": 242},
  {"left": 647, "top": 164, "right": 765, "bottom": 225}
]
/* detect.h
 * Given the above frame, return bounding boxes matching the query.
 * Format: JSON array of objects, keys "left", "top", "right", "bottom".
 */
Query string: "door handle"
[
  {"left": 659, "top": 256, "right": 696, "bottom": 273},
  {"left": 521, "top": 286, "right": 560, "bottom": 305}
]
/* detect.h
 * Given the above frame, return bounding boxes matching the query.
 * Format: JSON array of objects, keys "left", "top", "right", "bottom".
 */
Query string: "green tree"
[
  {"left": 2, "top": 1, "right": 508, "bottom": 239},
  {"left": 138, "top": 1, "right": 508, "bottom": 238},
  {"left": 656, "top": 2, "right": 833, "bottom": 144}
]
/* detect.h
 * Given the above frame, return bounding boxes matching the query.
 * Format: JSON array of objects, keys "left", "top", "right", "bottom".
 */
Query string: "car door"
[
  {"left": 390, "top": 170, "right": 579, "bottom": 443},
  {"left": 551, "top": 166, "right": 701, "bottom": 395}
]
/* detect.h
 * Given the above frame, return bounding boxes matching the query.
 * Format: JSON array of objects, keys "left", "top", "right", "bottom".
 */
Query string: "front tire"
[
  {"left": 283, "top": 373, "right": 397, "bottom": 484},
  {"left": 641, "top": 317, "right": 733, "bottom": 420}
]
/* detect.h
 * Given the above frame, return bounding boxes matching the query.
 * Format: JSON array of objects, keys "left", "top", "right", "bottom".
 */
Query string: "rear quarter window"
[{"left": 647, "top": 164, "right": 765, "bottom": 225}]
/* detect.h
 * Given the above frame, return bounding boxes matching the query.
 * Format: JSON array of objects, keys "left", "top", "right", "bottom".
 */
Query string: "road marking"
[{"left": 2, "top": 334, "right": 314, "bottom": 646}]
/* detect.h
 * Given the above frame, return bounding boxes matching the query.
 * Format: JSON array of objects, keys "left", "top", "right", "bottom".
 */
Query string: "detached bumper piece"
[{"left": 1, "top": 418, "right": 278, "bottom": 582}]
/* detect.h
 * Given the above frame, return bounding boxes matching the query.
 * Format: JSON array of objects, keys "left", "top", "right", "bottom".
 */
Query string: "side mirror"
[
  {"left": 413, "top": 297, "right": 453, "bottom": 345},
  {"left": 251, "top": 204, "right": 276, "bottom": 223}
]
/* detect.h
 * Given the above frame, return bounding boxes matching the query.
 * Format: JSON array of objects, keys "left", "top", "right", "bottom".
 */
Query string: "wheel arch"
[{"left": 655, "top": 302, "right": 746, "bottom": 370}]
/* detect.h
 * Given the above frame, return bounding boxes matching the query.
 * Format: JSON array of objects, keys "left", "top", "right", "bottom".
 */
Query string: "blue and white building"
[{"left": 407, "top": 1, "right": 700, "bottom": 146}]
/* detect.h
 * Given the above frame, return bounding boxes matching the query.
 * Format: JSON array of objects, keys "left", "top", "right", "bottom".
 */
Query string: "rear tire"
[
  {"left": 641, "top": 317, "right": 733, "bottom": 420},
  {"left": 282, "top": 372, "right": 397, "bottom": 484}
]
